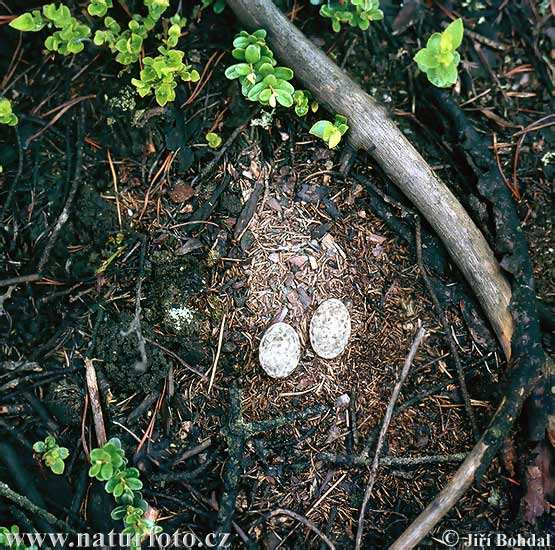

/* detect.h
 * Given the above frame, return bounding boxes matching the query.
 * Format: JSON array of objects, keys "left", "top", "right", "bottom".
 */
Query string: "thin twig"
[
  {"left": 37, "top": 106, "right": 85, "bottom": 274},
  {"left": 0, "top": 274, "right": 40, "bottom": 288},
  {"left": 355, "top": 326, "right": 427, "bottom": 550},
  {"left": 265, "top": 509, "right": 335, "bottom": 550},
  {"left": 0, "top": 481, "right": 74, "bottom": 532},
  {"left": 120, "top": 236, "right": 148, "bottom": 372},
  {"left": 208, "top": 314, "right": 226, "bottom": 394},
  {"left": 415, "top": 217, "right": 479, "bottom": 441}
]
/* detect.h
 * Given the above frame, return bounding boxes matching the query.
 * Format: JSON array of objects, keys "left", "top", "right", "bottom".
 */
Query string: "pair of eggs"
[{"left": 259, "top": 298, "right": 351, "bottom": 378}]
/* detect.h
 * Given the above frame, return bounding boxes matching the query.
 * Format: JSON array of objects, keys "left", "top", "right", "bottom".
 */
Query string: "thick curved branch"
[{"left": 226, "top": 0, "right": 513, "bottom": 359}]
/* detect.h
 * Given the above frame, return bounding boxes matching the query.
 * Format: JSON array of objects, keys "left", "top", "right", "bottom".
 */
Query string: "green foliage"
[
  {"left": 33, "top": 435, "right": 69, "bottom": 475},
  {"left": 9, "top": 1, "right": 201, "bottom": 107},
  {"left": 206, "top": 132, "right": 222, "bottom": 148},
  {"left": 202, "top": 0, "right": 226, "bottom": 13},
  {"left": 318, "top": 0, "right": 383, "bottom": 32},
  {"left": 309, "top": 114, "right": 349, "bottom": 148},
  {"left": 0, "top": 98, "right": 18, "bottom": 126},
  {"left": 89, "top": 437, "right": 126, "bottom": 481},
  {"left": 226, "top": 29, "right": 306, "bottom": 111},
  {"left": 292, "top": 90, "right": 318, "bottom": 117},
  {"left": 10, "top": 4, "right": 91, "bottom": 55},
  {"left": 0, "top": 526, "right": 37, "bottom": 550},
  {"left": 414, "top": 18, "right": 463, "bottom": 88},
  {"left": 88, "top": 438, "right": 160, "bottom": 548},
  {"left": 131, "top": 14, "right": 200, "bottom": 106},
  {"left": 93, "top": 0, "right": 170, "bottom": 65},
  {"left": 113, "top": 504, "right": 162, "bottom": 548},
  {"left": 88, "top": 0, "right": 113, "bottom": 18}
]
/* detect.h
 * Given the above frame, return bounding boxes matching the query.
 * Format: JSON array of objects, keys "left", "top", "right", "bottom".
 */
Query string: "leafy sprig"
[
  {"left": 10, "top": 3, "right": 91, "bottom": 55},
  {"left": 88, "top": 438, "right": 160, "bottom": 548},
  {"left": 131, "top": 14, "right": 200, "bottom": 106},
  {"left": 318, "top": 0, "right": 383, "bottom": 32},
  {"left": 0, "top": 98, "right": 18, "bottom": 126},
  {"left": 206, "top": 132, "right": 222, "bottom": 148},
  {"left": 225, "top": 29, "right": 321, "bottom": 115},
  {"left": 309, "top": 114, "right": 349, "bottom": 148},
  {"left": 33, "top": 435, "right": 69, "bottom": 475},
  {"left": 414, "top": 18, "right": 464, "bottom": 88}
]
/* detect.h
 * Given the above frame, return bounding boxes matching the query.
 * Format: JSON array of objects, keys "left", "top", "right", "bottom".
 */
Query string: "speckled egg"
[
  {"left": 259, "top": 322, "right": 301, "bottom": 378},
  {"left": 310, "top": 299, "right": 351, "bottom": 359}
]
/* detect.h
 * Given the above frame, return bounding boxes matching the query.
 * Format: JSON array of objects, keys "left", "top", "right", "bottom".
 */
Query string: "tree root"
[{"left": 388, "top": 90, "right": 548, "bottom": 550}]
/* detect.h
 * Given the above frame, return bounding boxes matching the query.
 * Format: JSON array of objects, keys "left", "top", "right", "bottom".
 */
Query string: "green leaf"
[
  {"left": 443, "top": 18, "right": 463, "bottom": 50},
  {"left": 258, "top": 88, "right": 272, "bottom": 103},
  {"left": 113, "top": 483, "right": 124, "bottom": 498},
  {"left": 127, "top": 478, "right": 143, "bottom": 491},
  {"left": 244, "top": 44, "right": 261, "bottom": 64},
  {"left": 413, "top": 48, "right": 438, "bottom": 70},
  {"left": 10, "top": 11, "right": 44, "bottom": 32},
  {"left": 33, "top": 441, "right": 46, "bottom": 453},
  {"left": 100, "top": 463, "right": 114, "bottom": 480},
  {"left": 328, "top": 129, "right": 342, "bottom": 149},
  {"left": 252, "top": 29, "right": 266, "bottom": 39},
  {"left": 275, "top": 89, "right": 293, "bottom": 107},
  {"left": 426, "top": 33, "right": 442, "bottom": 54},
  {"left": 274, "top": 67, "right": 293, "bottom": 80},
  {"left": 233, "top": 36, "right": 249, "bottom": 49},
  {"left": 51, "top": 460, "right": 65, "bottom": 475},
  {"left": 247, "top": 81, "right": 266, "bottom": 100},
  {"left": 309, "top": 120, "right": 333, "bottom": 139}
]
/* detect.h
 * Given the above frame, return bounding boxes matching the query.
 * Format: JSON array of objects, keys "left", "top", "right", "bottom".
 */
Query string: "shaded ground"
[{"left": 0, "top": 0, "right": 553, "bottom": 548}]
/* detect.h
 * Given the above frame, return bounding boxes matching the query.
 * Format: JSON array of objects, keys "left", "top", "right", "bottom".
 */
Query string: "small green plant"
[
  {"left": 93, "top": 0, "right": 170, "bottom": 66},
  {"left": 292, "top": 90, "right": 318, "bottom": 117},
  {"left": 0, "top": 526, "right": 37, "bottom": 550},
  {"left": 89, "top": 438, "right": 160, "bottom": 548},
  {"left": 225, "top": 29, "right": 297, "bottom": 108},
  {"left": 33, "top": 435, "right": 69, "bottom": 475},
  {"left": 0, "top": 98, "right": 18, "bottom": 126},
  {"left": 317, "top": 0, "right": 384, "bottom": 32},
  {"left": 131, "top": 14, "right": 200, "bottom": 106},
  {"left": 206, "top": 132, "right": 222, "bottom": 148},
  {"left": 89, "top": 437, "right": 126, "bottom": 481},
  {"left": 309, "top": 114, "right": 349, "bottom": 148},
  {"left": 10, "top": 3, "right": 91, "bottom": 55},
  {"left": 202, "top": 0, "right": 226, "bottom": 13},
  {"left": 414, "top": 18, "right": 464, "bottom": 88}
]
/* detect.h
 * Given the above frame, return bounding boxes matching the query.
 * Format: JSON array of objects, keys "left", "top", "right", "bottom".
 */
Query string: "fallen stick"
[
  {"left": 225, "top": 0, "right": 513, "bottom": 359},
  {"left": 355, "top": 326, "right": 426, "bottom": 549},
  {"left": 85, "top": 358, "right": 107, "bottom": 447}
]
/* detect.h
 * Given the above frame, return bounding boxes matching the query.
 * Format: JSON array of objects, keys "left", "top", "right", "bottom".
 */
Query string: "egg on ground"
[
  {"left": 259, "top": 322, "right": 301, "bottom": 378},
  {"left": 310, "top": 298, "right": 351, "bottom": 359}
]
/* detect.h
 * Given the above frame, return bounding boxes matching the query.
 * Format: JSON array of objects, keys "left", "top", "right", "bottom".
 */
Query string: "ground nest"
[{"left": 208, "top": 147, "right": 507, "bottom": 544}]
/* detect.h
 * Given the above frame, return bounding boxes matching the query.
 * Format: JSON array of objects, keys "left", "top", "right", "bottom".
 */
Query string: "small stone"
[
  {"left": 259, "top": 322, "right": 301, "bottom": 378},
  {"left": 310, "top": 299, "right": 351, "bottom": 359}
]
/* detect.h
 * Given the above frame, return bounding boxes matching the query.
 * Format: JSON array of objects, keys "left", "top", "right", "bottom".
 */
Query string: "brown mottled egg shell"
[
  {"left": 310, "top": 299, "right": 351, "bottom": 359},
  {"left": 259, "top": 322, "right": 301, "bottom": 378}
]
